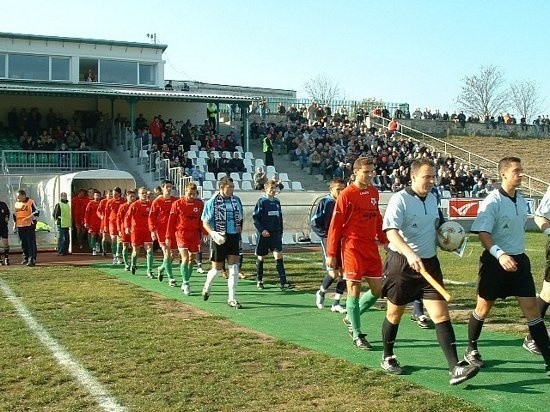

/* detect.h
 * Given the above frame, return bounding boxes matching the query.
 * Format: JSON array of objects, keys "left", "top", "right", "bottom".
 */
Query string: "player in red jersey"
[
  {"left": 97, "top": 189, "right": 113, "bottom": 257},
  {"left": 105, "top": 187, "right": 126, "bottom": 265},
  {"left": 84, "top": 190, "right": 102, "bottom": 256},
  {"left": 117, "top": 190, "right": 136, "bottom": 271},
  {"left": 72, "top": 188, "right": 90, "bottom": 250},
  {"left": 125, "top": 187, "right": 154, "bottom": 277},
  {"left": 166, "top": 182, "right": 205, "bottom": 295},
  {"left": 326, "top": 156, "right": 388, "bottom": 350},
  {"left": 149, "top": 180, "right": 179, "bottom": 287}
]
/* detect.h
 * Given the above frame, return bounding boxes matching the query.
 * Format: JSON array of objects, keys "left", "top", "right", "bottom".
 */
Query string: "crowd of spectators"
[
  {"left": 251, "top": 116, "right": 497, "bottom": 197},
  {"left": 5, "top": 107, "right": 112, "bottom": 152}
]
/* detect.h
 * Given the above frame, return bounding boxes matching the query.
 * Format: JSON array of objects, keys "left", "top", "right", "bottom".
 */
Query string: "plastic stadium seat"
[
  {"left": 242, "top": 172, "right": 253, "bottom": 181},
  {"left": 241, "top": 181, "right": 253, "bottom": 190},
  {"left": 233, "top": 181, "right": 240, "bottom": 190},
  {"left": 279, "top": 173, "right": 290, "bottom": 182},
  {"left": 196, "top": 158, "right": 207, "bottom": 167},
  {"left": 217, "top": 172, "right": 228, "bottom": 180},
  {"left": 244, "top": 151, "right": 254, "bottom": 159},
  {"left": 198, "top": 151, "right": 208, "bottom": 159},
  {"left": 230, "top": 172, "right": 241, "bottom": 181},
  {"left": 189, "top": 145, "right": 199, "bottom": 151},
  {"left": 266, "top": 165, "right": 276, "bottom": 175},
  {"left": 205, "top": 172, "right": 216, "bottom": 181},
  {"left": 255, "top": 159, "right": 265, "bottom": 168},
  {"left": 187, "top": 151, "right": 197, "bottom": 159},
  {"left": 291, "top": 181, "right": 304, "bottom": 191},
  {"left": 202, "top": 181, "right": 215, "bottom": 191},
  {"left": 202, "top": 190, "right": 212, "bottom": 199}
]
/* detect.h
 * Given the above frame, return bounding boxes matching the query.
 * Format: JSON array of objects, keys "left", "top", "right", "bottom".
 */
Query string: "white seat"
[
  {"left": 187, "top": 151, "right": 197, "bottom": 159},
  {"left": 194, "top": 140, "right": 202, "bottom": 148},
  {"left": 266, "top": 165, "right": 276, "bottom": 175},
  {"left": 235, "top": 146, "right": 244, "bottom": 153},
  {"left": 230, "top": 172, "right": 241, "bottom": 181},
  {"left": 232, "top": 181, "right": 241, "bottom": 190},
  {"left": 267, "top": 173, "right": 276, "bottom": 180},
  {"left": 217, "top": 172, "right": 228, "bottom": 180},
  {"left": 279, "top": 172, "right": 290, "bottom": 182},
  {"left": 282, "top": 233, "right": 296, "bottom": 245},
  {"left": 223, "top": 151, "right": 232, "bottom": 159},
  {"left": 244, "top": 151, "right": 254, "bottom": 160},
  {"left": 196, "top": 157, "right": 207, "bottom": 167},
  {"left": 198, "top": 151, "right": 208, "bottom": 159},
  {"left": 291, "top": 181, "right": 304, "bottom": 191},
  {"left": 233, "top": 151, "right": 243, "bottom": 159},
  {"left": 242, "top": 172, "right": 253, "bottom": 181},
  {"left": 243, "top": 159, "right": 253, "bottom": 171},
  {"left": 241, "top": 180, "right": 253, "bottom": 190},
  {"left": 205, "top": 172, "right": 216, "bottom": 181},
  {"left": 189, "top": 145, "right": 199, "bottom": 152},
  {"left": 282, "top": 181, "right": 291, "bottom": 190},
  {"left": 212, "top": 151, "right": 220, "bottom": 159},
  {"left": 442, "top": 190, "right": 451, "bottom": 198},
  {"left": 202, "top": 190, "right": 212, "bottom": 199},
  {"left": 255, "top": 159, "right": 265, "bottom": 168},
  {"left": 202, "top": 181, "right": 215, "bottom": 191}
]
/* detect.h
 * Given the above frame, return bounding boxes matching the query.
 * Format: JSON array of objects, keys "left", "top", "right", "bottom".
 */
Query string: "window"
[
  {"left": 9, "top": 54, "right": 49, "bottom": 80},
  {"left": 51, "top": 57, "right": 70, "bottom": 81},
  {"left": 100, "top": 59, "right": 137, "bottom": 85},
  {"left": 0, "top": 54, "right": 5, "bottom": 78},
  {"left": 139, "top": 63, "right": 156, "bottom": 85},
  {"left": 80, "top": 58, "right": 98, "bottom": 82}
]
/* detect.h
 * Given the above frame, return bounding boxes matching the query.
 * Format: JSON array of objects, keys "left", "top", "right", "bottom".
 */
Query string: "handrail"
[
  {"left": 370, "top": 115, "right": 548, "bottom": 197},
  {"left": 1, "top": 150, "right": 118, "bottom": 173}
]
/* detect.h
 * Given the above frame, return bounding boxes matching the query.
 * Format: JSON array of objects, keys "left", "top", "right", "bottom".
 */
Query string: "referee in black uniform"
[{"left": 465, "top": 157, "right": 550, "bottom": 377}]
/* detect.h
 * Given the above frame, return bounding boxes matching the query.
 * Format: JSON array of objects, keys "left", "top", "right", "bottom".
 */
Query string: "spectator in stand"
[
  {"left": 180, "top": 152, "right": 193, "bottom": 175},
  {"left": 229, "top": 152, "right": 245, "bottom": 174},
  {"left": 391, "top": 176, "right": 405, "bottom": 192},
  {"left": 218, "top": 152, "right": 231, "bottom": 174},
  {"left": 295, "top": 142, "right": 309, "bottom": 170},
  {"left": 309, "top": 150, "right": 322, "bottom": 175},
  {"left": 387, "top": 118, "right": 399, "bottom": 136},
  {"left": 379, "top": 170, "right": 392, "bottom": 192},
  {"left": 254, "top": 167, "right": 268, "bottom": 190},
  {"left": 263, "top": 133, "right": 274, "bottom": 167},
  {"left": 457, "top": 111, "right": 467, "bottom": 128},
  {"left": 207, "top": 151, "right": 219, "bottom": 175},
  {"left": 149, "top": 116, "right": 163, "bottom": 146},
  {"left": 192, "top": 166, "right": 205, "bottom": 186},
  {"left": 472, "top": 178, "right": 489, "bottom": 198}
]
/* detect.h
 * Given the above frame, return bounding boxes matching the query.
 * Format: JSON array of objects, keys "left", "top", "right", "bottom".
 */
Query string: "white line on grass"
[{"left": 0, "top": 277, "right": 126, "bottom": 412}]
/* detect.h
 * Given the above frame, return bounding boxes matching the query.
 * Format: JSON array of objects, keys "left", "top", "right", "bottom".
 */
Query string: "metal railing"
[
  {"left": 1, "top": 150, "right": 118, "bottom": 174},
  {"left": 371, "top": 115, "right": 549, "bottom": 197}
]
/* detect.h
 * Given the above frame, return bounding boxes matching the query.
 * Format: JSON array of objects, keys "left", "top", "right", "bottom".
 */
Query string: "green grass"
[{"left": 0, "top": 232, "right": 546, "bottom": 411}]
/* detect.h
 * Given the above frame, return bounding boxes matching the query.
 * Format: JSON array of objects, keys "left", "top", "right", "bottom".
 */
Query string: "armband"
[
  {"left": 489, "top": 244, "right": 505, "bottom": 259},
  {"left": 543, "top": 227, "right": 550, "bottom": 237}
]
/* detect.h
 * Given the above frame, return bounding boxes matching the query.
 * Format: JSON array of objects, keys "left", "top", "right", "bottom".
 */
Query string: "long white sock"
[
  {"left": 227, "top": 264, "right": 239, "bottom": 302},
  {"left": 204, "top": 268, "right": 219, "bottom": 292}
]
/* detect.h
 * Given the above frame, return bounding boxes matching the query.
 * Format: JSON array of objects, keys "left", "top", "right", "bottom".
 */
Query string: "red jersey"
[
  {"left": 125, "top": 200, "right": 152, "bottom": 234},
  {"left": 72, "top": 195, "right": 90, "bottom": 225},
  {"left": 97, "top": 198, "right": 109, "bottom": 230},
  {"left": 84, "top": 199, "right": 101, "bottom": 231},
  {"left": 105, "top": 197, "right": 126, "bottom": 225},
  {"left": 326, "top": 184, "right": 387, "bottom": 258},
  {"left": 117, "top": 202, "right": 131, "bottom": 235},
  {"left": 166, "top": 197, "right": 205, "bottom": 239},
  {"left": 149, "top": 195, "right": 178, "bottom": 234}
]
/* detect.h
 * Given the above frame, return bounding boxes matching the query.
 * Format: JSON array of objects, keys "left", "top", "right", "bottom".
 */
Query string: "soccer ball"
[{"left": 437, "top": 221, "right": 466, "bottom": 251}]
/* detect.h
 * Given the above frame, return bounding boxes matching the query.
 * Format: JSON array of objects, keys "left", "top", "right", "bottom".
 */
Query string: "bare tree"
[
  {"left": 509, "top": 80, "right": 544, "bottom": 122},
  {"left": 456, "top": 65, "right": 509, "bottom": 118},
  {"left": 303, "top": 74, "right": 342, "bottom": 105}
]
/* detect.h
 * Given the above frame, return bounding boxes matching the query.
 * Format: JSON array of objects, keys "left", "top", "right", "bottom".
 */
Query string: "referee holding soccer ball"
[{"left": 464, "top": 157, "right": 550, "bottom": 377}]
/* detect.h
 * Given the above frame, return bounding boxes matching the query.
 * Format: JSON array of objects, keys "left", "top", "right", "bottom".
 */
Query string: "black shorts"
[
  {"left": 0, "top": 225, "right": 8, "bottom": 240},
  {"left": 381, "top": 251, "right": 446, "bottom": 306},
  {"left": 210, "top": 233, "right": 240, "bottom": 263},
  {"left": 255, "top": 231, "right": 283, "bottom": 256},
  {"left": 477, "top": 251, "right": 536, "bottom": 300},
  {"left": 545, "top": 238, "right": 550, "bottom": 282}
]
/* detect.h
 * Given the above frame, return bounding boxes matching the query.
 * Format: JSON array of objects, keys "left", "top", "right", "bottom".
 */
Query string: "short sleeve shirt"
[
  {"left": 383, "top": 188, "right": 439, "bottom": 258},
  {"left": 471, "top": 188, "right": 527, "bottom": 255},
  {"left": 535, "top": 186, "right": 550, "bottom": 220}
]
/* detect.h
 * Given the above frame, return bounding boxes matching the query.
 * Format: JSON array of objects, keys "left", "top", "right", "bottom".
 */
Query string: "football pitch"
[{"left": 1, "top": 235, "right": 548, "bottom": 411}]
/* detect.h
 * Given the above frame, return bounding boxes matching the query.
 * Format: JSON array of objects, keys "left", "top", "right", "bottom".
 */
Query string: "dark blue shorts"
[{"left": 255, "top": 231, "right": 283, "bottom": 256}]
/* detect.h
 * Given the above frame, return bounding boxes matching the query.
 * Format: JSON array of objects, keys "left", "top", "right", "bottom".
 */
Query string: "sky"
[{"left": 3, "top": 0, "right": 550, "bottom": 114}]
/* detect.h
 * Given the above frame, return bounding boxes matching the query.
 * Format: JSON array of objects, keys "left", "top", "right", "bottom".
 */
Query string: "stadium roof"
[
  {"left": 0, "top": 82, "right": 258, "bottom": 104},
  {"left": 0, "top": 32, "right": 167, "bottom": 52}
]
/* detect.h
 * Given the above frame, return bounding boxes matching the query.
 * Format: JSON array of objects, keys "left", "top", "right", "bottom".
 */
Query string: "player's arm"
[
  {"left": 478, "top": 231, "right": 517, "bottom": 272},
  {"left": 386, "top": 228, "right": 425, "bottom": 273},
  {"left": 534, "top": 215, "right": 550, "bottom": 234},
  {"left": 326, "top": 196, "right": 346, "bottom": 269}
]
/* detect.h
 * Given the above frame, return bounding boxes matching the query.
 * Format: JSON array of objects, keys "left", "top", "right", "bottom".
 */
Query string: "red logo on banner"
[{"left": 449, "top": 198, "right": 481, "bottom": 218}]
